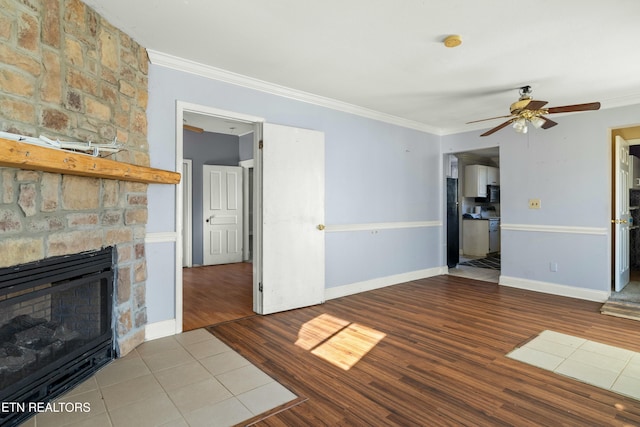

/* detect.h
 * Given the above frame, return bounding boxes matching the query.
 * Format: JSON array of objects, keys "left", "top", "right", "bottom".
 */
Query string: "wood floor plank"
[
  {"left": 182, "top": 262, "right": 255, "bottom": 330},
  {"left": 208, "top": 275, "right": 640, "bottom": 426}
]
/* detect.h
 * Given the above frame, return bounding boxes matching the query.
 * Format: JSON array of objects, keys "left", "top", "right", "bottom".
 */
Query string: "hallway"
[{"left": 182, "top": 262, "right": 255, "bottom": 331}]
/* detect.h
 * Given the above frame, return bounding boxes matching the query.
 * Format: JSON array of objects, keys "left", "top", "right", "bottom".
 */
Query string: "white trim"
[
  {"left": 148, "top": 50, "right": 441, "bottom": 136},
  {"left": 239, "top": 159, "right": 254, "bottom": 262},
  {"left": 182, "top": 159, "right": 193, "bottom": 267},
  {"left": 325, "top": 221, "right": 441, "bottom": 233},
  {"left": 145, "top": 319, "right": 177, "bottom": 341},
  {"left": 145, "top": 232, "right": 178, "bottom": 243},
  {"left": 499, "top": 275, "right": 610, "bottom": 302},
  {"left": 500, "top": 223, "right": 608, "bottom": 236},
  {"left": 325, "top": 266, "right": 447, "bottom": 300},
  {"left": 179, "top": 101, "right": 265, "bottom": 125}
]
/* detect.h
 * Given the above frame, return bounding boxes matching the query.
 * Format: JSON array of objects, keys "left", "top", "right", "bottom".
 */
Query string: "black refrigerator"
[{"left": 446, "top": 178, "right": 459, "bottom": 268}]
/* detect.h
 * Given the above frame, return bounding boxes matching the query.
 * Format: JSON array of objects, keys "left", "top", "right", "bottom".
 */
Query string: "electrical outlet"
[
  {"left": 550, "top": 262, "right": 558, "bottom": 272},
  {"left": 529, "top": 199, "right": 541, "bottom": 209}
]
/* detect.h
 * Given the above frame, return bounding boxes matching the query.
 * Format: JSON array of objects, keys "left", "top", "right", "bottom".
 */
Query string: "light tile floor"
[
  {"left": 507, "top": 330, "right": 640, "bottom": 401},
  {"left": 448, "top": 264, "right": 500, "bottom": 283},
  {"left": 22, "top": 328, "right": 297, "bottom": 427}
]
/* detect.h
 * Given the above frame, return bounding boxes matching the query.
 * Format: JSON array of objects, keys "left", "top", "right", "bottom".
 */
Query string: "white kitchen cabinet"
[
  {"left": 462, "top": 219, "right": 500, "bottom": 257},
  {"left": 465, "top": 165, "right": 499, "bottom": 197},
  {"left": 487, "top": 166, "right": 499, "bottom": 185},
  {"left": 464, "top": 165, "right": 487, "bottom": 197}
]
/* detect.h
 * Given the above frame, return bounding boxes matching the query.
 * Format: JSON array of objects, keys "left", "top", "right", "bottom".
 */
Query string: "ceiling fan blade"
[
  {"left": 546, "top": 102, "right": 601, "bottom": 114},
  {"left": 480, "top": 119, "right": 513, "bottom": 137},
  {"left": 466, "top": 115, "right": 513, "bottom": 124},
  {"left": 184, "top": 124, "right": 204, "bottom": 133},
  {"left": 524, "top": 100, "right": 548, "bottom": 110},
  {"left": 540, "top": 117, "right": 558, "bottom": 129}
]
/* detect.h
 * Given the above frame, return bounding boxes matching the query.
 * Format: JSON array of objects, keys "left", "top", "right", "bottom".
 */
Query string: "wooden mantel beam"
[{"left": 0, "top": 137, "right": 180, "bottom": 184}]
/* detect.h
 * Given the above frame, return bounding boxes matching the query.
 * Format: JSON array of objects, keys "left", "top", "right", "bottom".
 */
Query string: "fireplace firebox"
[{"left": 0, "top": 247, "right": 115, "bottom": 426}]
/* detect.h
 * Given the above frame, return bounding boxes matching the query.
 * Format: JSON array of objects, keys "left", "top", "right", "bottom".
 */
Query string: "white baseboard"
[
  {"left": 325, "top": 267, "right": 447, "bottom": 301},
  {"left": 145, "top": 319, "right": 177, "bottom": 341},
  {"left": 499, "top": 275, "right": 610, "bottom": 302}
]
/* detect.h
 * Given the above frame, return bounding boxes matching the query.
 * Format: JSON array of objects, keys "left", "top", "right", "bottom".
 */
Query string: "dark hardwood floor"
[
  {"left": 182, "top": 262, "right": 255, "bottom": 331},
  {"left": 207, "top": 274, "right": 640, "bottom": 426}
]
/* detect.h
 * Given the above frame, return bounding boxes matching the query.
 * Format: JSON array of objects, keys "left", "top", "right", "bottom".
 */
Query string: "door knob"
[
  {"left": 317, "top": 224, "right": 325, "bottom": 230},
  {"left": 612, "top": 219, "right": 630, "bottom": 224}
]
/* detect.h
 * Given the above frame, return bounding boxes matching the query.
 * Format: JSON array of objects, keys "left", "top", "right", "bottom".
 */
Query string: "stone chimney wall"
[{"left": 0, "top": 0, "right": 150, "bottom": 355}]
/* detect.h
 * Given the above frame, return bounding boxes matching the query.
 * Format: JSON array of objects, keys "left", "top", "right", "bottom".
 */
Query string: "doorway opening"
[
  {"left": 609, "top": 125, "right": 640, "bottom": 299},
  {"left": 445, "top": 147, "right": 501, "bottom": 283},
  {"left": 176, "top": 103, "right": 263, "bottom": 332},
  {"left": 175, "top": 102, "right": 326, "bottom": 332},
  {"left": 603, "top": 125, "right": 640, "bottom": 319}
]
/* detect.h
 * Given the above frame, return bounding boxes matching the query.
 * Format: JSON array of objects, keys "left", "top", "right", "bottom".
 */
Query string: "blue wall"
[
  {"left": 239, "top": 133, "right": 253, "bottom": 161},
  {"left": 145, "top": 64, "right": 442, "bottom": 324}
]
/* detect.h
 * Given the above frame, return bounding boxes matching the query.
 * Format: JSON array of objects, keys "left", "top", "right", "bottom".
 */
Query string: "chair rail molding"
[
  {"left": 500, "top": 223, "right": 607, "bottom": 236},
  {"left": 325, "top": 220, "right": 441, "bottom": 233}
]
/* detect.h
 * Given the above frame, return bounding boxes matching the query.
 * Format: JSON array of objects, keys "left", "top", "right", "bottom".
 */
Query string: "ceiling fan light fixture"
[
  {"left": 469, "top": 86, "right": 600, "bottom": 137},
  {"left": 530, "top": 116, "right": 546, "bottom": 129},
  {"left": 513, "top": 118, "right": 528, "bottom": 134}
]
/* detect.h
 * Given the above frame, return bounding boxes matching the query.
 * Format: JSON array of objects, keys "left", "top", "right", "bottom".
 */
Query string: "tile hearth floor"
[
  {"left": 507, "top": 330, "right": 640, "bottom": 401},
  {"left": 22, "top": 329, "right": 297, "bottom": 427}
]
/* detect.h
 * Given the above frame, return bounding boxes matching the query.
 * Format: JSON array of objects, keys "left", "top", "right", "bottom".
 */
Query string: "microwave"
[{"left": 476, "top": 185, "right": 500, "bottom": 203}]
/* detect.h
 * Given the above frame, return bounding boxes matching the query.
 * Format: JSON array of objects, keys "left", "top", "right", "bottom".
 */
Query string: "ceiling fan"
[{"left": 467, "top": 86, "right": 601, "bottom": 137}]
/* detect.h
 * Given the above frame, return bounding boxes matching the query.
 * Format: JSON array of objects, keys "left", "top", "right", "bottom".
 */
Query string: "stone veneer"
[{"left": 0, "top": 0, "right": 151, "bottom": 355}]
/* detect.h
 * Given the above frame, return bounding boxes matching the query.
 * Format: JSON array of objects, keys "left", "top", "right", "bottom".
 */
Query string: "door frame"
[
  {"left": 239, "top": 159, "right": 254, "bottom": 262},
  {"left": 182, "top": 159, "right": 193, "bottom": 268},
  {"left": 442, "top": 147, "right": 500, "bottom": 268},
  {"left": 175, "top": 101, "right": 264, "bottom": 333}
]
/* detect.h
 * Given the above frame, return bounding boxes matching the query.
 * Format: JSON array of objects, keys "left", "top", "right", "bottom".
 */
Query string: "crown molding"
[{"left": 147, "top": 50, "right": 442, "bottom": 136}]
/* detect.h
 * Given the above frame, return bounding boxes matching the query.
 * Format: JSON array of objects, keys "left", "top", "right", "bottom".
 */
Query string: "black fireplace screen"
[{"left": 0, "top": 247, "right": 115, "bottom": 426}]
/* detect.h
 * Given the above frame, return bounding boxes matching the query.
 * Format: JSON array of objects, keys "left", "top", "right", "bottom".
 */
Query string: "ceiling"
[
  {"left": 183, "top": 112, "right": 255, "bottom": 136},
  {"left": 83, "top": 0, "right": 640, "bottom": 135}
]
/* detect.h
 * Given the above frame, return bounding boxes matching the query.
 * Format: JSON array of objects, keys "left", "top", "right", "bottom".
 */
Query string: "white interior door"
[
  {"left": 258, "top": 123, "right": 325, "bottom": 314},
  {"left": 615, "top": 135, "right": 631, "bottom": 292},
  {"left": 203, "top": 165, "right": 243, "bottom": 265}
]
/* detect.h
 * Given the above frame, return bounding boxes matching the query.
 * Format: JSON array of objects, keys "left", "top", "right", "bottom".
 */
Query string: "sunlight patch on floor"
[
  {"left": 295, "top": 313, "right": 350, "bottom": 351},
  {"left": 295, "top": 314, "right": 386, "bottom": 370}
]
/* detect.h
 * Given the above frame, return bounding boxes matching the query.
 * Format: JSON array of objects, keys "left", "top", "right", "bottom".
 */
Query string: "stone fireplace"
[{"left": 1, "top": 0, "right": 150, "bottom": 357}]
